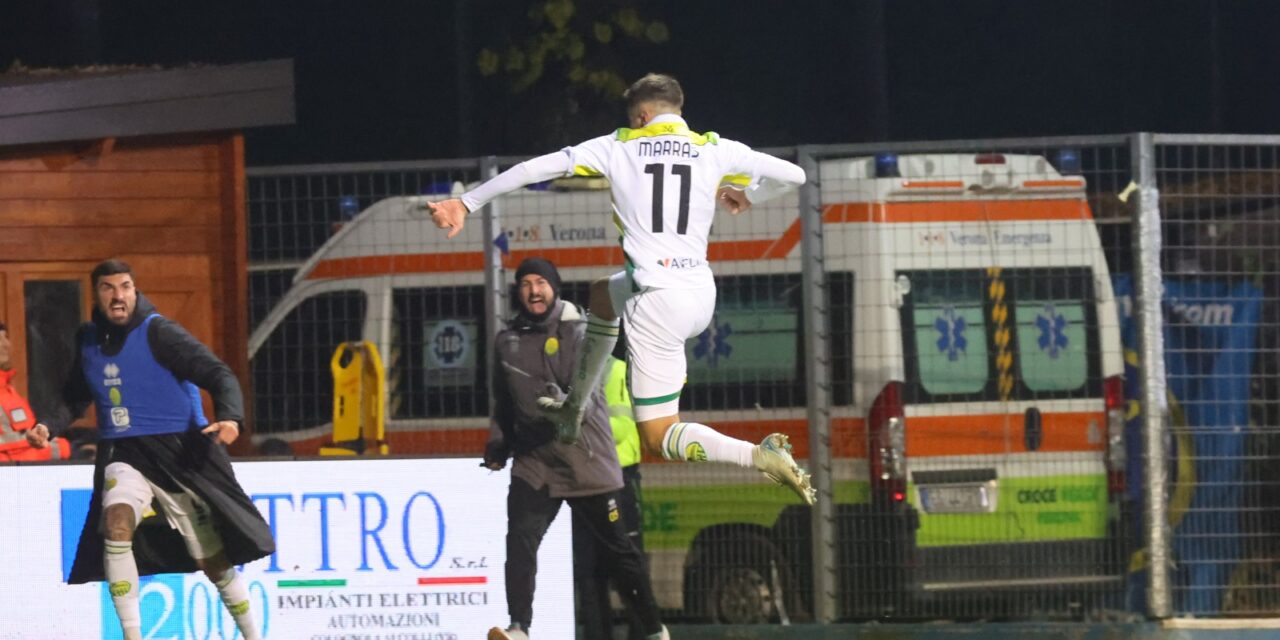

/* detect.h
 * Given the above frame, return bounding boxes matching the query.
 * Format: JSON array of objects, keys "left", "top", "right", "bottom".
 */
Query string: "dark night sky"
[{"left": 4, "top": 0, "right": 1280, "bottom": 166}]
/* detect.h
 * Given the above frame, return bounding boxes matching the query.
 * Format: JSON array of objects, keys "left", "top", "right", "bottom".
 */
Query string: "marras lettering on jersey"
[{"left": 637, "top": 140, "right": 699, "bottom": 158}]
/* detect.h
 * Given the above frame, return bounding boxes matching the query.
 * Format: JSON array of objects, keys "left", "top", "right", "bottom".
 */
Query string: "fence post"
[
  {"left": 479, "top": 156, "right": 507, "bottom": 410},
  {"left": 798, "top": 145, "right": 837, "bottom": 623},
  {"left": 1131, "top": 132, "right": 1172, "bottom": 618}
]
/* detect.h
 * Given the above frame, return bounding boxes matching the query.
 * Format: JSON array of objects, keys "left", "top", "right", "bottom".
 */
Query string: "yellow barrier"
[{"left": 321, "top": 341, "right": 389, "bottom": 456}]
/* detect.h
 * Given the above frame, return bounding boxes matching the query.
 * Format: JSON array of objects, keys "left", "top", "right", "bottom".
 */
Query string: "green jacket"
[{"left": 603, "top": 357, "right": 641, "bottom": 467}]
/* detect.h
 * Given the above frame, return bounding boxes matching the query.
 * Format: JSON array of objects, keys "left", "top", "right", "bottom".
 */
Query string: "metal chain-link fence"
[
  {"left": 1149, "top": 135, "right": 1280, "bottom": 617},
  {"left": 244, "top": 134, "right": 1279, "bottom": 623}
]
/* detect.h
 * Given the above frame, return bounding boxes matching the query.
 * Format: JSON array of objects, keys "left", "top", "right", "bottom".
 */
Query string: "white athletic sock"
[
  {"left": 104, "top": 539, "right": 141, "bottom": 638},
  {"left": 661, "top": 422, "right": 754, "bottom": 467},
  {"left": 563, "top": 316, "right": 619, "bottom": 411},
  {"left": 215, "top": 567, "right": 260, "bottom": 640}
]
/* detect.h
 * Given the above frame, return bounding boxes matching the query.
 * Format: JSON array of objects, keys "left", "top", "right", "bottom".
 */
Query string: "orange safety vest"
[{"left": 0, "top": 368, "right": 69, "bottom": 461}]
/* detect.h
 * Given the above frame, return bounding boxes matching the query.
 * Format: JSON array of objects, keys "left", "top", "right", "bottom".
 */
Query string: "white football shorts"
[
  {"left": 608, "top": 270, "right": 716, "bottom": 421},
  {"left": 103, "top": 461, "right": 224, "bottom": 560}
]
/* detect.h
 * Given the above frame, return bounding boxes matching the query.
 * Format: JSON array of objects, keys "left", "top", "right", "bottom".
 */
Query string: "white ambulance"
[{"left": 248, "top": 153, "right": 1126, "bottom": 620}]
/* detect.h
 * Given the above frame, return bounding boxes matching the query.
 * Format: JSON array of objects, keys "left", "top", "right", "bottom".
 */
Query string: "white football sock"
[
  {"left": 104, "top": 539, "right": 141, "bottom": 638},
  {"left": 661, "top": 422, "right": 754, "bottom": 467},
  {"left": 215, "top": 567, "right": 260, "bottom": 640},
  {"left": 562, "top": 316, "right": 619, "bottom": 411}
]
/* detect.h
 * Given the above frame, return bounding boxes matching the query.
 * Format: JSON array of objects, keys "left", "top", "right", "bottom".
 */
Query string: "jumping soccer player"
[{"left": 428, "top": 73, "right": 814, "bottom": 505}]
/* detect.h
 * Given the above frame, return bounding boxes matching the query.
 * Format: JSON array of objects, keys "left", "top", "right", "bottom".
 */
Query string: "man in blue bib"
[{"left": 41, "top": 259, "right": 274, "bottom": 640}]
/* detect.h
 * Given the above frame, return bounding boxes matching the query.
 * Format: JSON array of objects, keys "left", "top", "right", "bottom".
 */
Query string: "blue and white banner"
[
  {"left": 1114, "top": 275, "right": 1262, "bottom": 614},
  {"left": 0, "top": 458, "right": 573, "bottom": 639}
]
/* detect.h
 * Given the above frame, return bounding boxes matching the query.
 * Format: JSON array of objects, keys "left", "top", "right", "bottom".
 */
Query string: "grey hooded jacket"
[{"left": 486, "top": 299, "right": 623, "bottom": 498}]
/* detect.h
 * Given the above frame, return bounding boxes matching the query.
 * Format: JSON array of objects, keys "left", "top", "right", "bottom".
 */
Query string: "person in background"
[
  {"left": 574, "top": 330, "right": 648, "bottom": 640},
  {"left": 0, "top": 320, "right": 72, "bottom": 461},
  {"left": 486, "top": 257, "right": 667, "bottom": 640},
  {"left": 41, "top": 260, "right": 274, "bottom": 640}
]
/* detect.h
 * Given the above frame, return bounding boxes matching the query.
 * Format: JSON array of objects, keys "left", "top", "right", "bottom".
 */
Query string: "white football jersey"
[{"left": 565, "top": 114, "right": 795, "bottom": 290}]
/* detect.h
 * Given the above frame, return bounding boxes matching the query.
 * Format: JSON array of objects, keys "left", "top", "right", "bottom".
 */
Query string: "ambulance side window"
[
  {"left": 681, "top": 272, "right": 854, "bottom": 411},
  {"left": 900, "top": 268, "right": 1102, "bottom": 404},
  {"left": 901, "top": 270, "right": 994, "bottom": 402},
  {"left": 1007, "top": 268, "right": 1100, "bottom": 398},
  {"left": 391, "top": 286, "right": 488, "bottom": 419},
  {"left": 252, "top": 290, "right": 367, "bottom": 433}
]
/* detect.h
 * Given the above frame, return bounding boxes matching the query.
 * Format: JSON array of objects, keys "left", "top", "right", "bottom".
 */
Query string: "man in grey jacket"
[{"left": 485, "top": 257, "right": 666, "bottom": 640}]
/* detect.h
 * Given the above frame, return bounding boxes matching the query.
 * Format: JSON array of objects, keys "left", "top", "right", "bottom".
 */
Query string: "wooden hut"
[{"left": 0, "top": 59, "right": 294, "bottom": 451}]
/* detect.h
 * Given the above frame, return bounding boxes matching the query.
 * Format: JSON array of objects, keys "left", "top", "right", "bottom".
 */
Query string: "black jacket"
[
  {"left": 487, "top": 299, "right": 623, "bottom": 498},
  {"left": 68, "top": 428, "right": 276, "bottom": 583},
  {"left": 64, "top": 293, "right": 273, "bottom": 583},
  {"left": 42, "top": 292, "right": 244, "bottom": 434}
]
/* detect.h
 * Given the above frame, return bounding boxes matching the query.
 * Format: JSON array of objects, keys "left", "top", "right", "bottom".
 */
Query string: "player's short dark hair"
[
  {"left": 624, "top": 73, "right": 683, "bottom": 112},
  {"left": 91, "top": 259, "right": 134, "bottom": 288},
  {"left": 0, "top": 320, "right": 6, "bottom": 333}
]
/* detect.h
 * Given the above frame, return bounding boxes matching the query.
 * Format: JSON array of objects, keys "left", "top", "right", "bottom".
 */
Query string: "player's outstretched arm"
[
  {"left": 427, "top": 150, "right": 575, "bottom": 239},
  {"left": 746, "top": 152, "right": 807, "bottom": 205},
  {"left": 426, "top": 199, "right": 469, "bottom": 238}
]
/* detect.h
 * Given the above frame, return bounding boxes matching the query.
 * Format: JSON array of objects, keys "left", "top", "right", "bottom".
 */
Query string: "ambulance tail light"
[
  {"left": 869, "top": 381, "right": 907, "bottom": 504},
  {"left": 1104, "top": 376, "right": 1126, "bottom": 497}
]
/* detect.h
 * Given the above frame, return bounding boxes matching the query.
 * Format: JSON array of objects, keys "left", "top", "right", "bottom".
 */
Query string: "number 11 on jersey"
[{"left": 644, "top": 163, "right": 692, "bottom": 234}]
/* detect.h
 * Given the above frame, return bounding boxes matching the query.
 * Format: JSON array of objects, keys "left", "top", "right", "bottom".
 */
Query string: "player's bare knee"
[
  {"left": 638, "top": 416, "right": 678, "bottom": 458},
  {"left": 198, "top": 552, "right": 232, "bottom": 583},
  {"left": 103, "top": 504, "right": 136, "bottom": 542},
  {"left": 589, "top": 278, "right": 617, "bottom": 321},
  {"left": 640, "top": 433, "right": 665, "bottom": 458}
]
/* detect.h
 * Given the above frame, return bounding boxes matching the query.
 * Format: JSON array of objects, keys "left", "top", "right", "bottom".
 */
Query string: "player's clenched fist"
[
  {"left": 426, "top": 198, "right": 469, "bottom": 238},
  {"left": 717, "top": 187, "right": 752, "bottom": 215}
]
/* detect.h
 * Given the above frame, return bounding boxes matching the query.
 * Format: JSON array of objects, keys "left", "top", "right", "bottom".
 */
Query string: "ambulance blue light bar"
[
  {"left": 874, "top": 153, "right": 900, "bottom": 178},
  {"left": 1053, "top": 149, "right": 1083, "bottom": 174}
]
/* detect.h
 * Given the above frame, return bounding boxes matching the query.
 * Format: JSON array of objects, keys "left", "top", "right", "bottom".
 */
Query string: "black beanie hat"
[{"left": 514, "top": 256, "right": 562, "bottom": 299}]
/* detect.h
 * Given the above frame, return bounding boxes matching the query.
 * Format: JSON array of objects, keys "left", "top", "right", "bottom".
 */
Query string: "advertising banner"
[
  {"left": 0, "top": 458, "right": 573, "bottom": 639},
  {"left": 1113, "top": 275, "right": 1262, "bottom": 614}
]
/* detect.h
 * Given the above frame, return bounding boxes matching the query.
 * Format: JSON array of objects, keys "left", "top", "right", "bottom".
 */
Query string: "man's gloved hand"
[
  {"left": 483, "top": 440, "right": 509, "bottom": 470},
  {"left": 536, "top": 383, "right": 583, "bottom": 445},
  {"left": 539, "top": 382, "right": 567, "bottom": 404}
]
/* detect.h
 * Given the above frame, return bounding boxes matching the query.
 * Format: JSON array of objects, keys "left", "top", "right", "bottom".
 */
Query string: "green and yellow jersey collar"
[{"left": 616, "top": 114, "right": 720, "bottom": 146}]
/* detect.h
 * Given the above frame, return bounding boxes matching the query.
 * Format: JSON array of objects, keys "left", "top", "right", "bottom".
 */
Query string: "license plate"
[{"left": 919, "top": 484, "right": 994, "bottom": 514}]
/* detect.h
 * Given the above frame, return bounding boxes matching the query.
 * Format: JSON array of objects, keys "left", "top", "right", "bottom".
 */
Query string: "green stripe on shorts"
[{"left": 634, "top": 390, "right": 682, "bottom": 406}]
